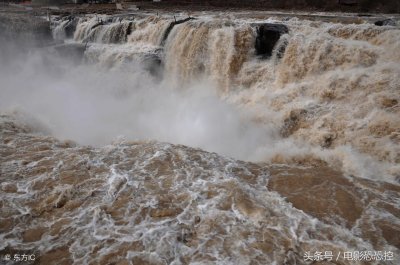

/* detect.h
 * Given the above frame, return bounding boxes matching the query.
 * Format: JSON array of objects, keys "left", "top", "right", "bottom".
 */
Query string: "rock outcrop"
[
  {"left": 254, "top": 23, "right": 289, "bottom": 58},
  {"left": 374, "top": 19, "right": 396, "bottom": 26}
]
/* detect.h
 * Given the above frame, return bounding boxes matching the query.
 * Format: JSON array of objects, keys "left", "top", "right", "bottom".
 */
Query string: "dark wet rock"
[
  {"left": 254, "top": 23, "right": 289, "bottom": 58},
  {"left": 374, "top": 19, "right": 396, "bottom": 26},
  {"left": 64, "top": 16, "right": 79, "bottom": 39},
  {"left": 161, "top": 17, "right": 195, "bottom": 46},
  {"left": 126, "top": 21, "right": 133, "bottom": 39}
]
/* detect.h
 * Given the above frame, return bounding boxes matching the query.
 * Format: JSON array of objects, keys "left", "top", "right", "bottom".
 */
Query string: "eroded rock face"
[
  {"left": 64, "top": 17, "right": 79, "bottom": 39},
  {"left": 254, "top": 23, "right": 289, "bottom": 58},
  {"left": 1, "top": 115, "right": 399, "bottom": 264}
]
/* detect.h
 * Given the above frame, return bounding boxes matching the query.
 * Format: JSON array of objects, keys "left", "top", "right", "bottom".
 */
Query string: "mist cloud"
[{"left": 0, "top": 48, "right": 278, "bottom": 160}]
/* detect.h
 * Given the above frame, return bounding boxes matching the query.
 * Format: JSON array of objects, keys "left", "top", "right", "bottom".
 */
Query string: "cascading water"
[{"left": 1, "top": 9, "right": 399, "bottom": 265}]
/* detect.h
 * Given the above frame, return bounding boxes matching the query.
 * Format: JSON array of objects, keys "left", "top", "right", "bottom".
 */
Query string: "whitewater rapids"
[{"left": 0, "top": 10, "right": 399, "bottom": 265}]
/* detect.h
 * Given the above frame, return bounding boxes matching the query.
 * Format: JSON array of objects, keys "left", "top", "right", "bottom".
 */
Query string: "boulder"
[
  {"left": 374, "top": 19, "right": 396, "bottom": 26},
  {"left": 64, "top": 16, "right": 79, "bottom": 39},
  {"left": 254, "top": 23, "right": 289, "bottom": 58}
]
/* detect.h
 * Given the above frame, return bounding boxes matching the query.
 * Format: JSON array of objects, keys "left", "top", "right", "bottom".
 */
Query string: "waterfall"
[{"left": 49, "top": 13, "right": 400, "bottom": 178}]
